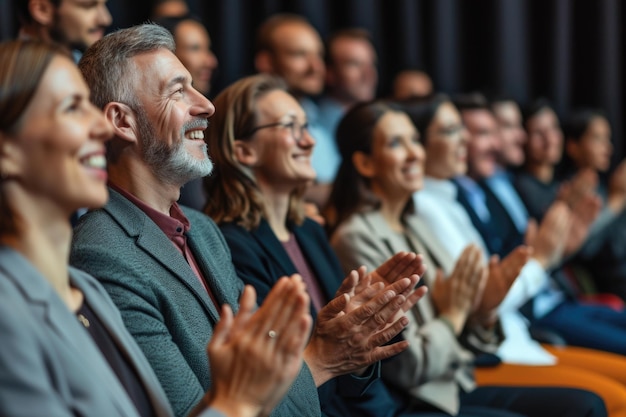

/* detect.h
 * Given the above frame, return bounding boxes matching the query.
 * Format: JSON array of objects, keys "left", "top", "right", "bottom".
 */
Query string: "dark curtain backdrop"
[{"left": 1, "top": 0, "right": 624, "bottom": 161}]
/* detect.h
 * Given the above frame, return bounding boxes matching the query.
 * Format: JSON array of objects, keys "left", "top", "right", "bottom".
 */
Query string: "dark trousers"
[{"left": 534, "top": 301, "right": 626, "bottom": 355}]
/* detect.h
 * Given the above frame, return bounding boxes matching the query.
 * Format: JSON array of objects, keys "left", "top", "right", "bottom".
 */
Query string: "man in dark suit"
[{"left": 71, "top": 23, "right": 425, "bottom": 417}]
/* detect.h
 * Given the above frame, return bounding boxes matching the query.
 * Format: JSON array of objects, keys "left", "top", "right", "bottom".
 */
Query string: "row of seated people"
[
  {"left": 3, "top": 1, "right": 626, "bottom": 416},
  {"left": 1, "top": 30, "right": 435, "bottom": 417}
]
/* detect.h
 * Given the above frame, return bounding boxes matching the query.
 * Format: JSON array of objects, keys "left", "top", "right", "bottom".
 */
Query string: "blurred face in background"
[
  {"left": 174, "top": 20, "right": 218, "bottom": 96},
  {"left": 567, "top": 116, "right": 613, "bottom": 172},
  {"left": 423, "top": 102, "right": 468, "bottom": 179},
  {"left": 265, "top": 22, "right": 325, "bottom": 97},
  {"left": 461, "top": 108, "right": 501, "bottom": 180},
  {"left": 49, "top": 0, "right": 112, "bottom": 51},
  {"left": 492, "top": 101, "right": 526, "bottom": 168},
  {"left": 525, "top": 108, "right": 563, "bottom": 167},
  {"left": 392, "top": 70, "right": 433, "bottom": 101},
  {"left": 326, "top": 35, "right": 378, "bottom": 104}
]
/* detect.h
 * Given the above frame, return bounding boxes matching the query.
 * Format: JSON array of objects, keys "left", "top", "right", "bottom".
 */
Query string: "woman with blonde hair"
[{"left": 203, "top": 73, "right": 436, "bottom": 417}]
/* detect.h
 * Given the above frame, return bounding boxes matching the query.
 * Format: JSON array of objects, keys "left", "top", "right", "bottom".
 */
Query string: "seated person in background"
[
  {"left": 15, "top": 0, "right": 112, "bottom": 61},
  {"left": 0, "top": 38, "right": 312, "bottom": 417},
  {"left": 493, "top": 99, "right": 624, "bottom": 305},
  {"left": 316, "top": 27, "right": 379, "bottom": 186},
  {"left": 254, "top": 13, "right": 334, "bottom": 209},
  {"left": 155, "top": 13, "right": 219, "bottom": 210},
  {"left": 151, "top": 0, "right": 190, "bottom": 19},
  {"left": 71, "top": 24, "right": 424, "bottom": 417},
  {"left": 560, "top": 108, "right": 626, "bottom": 300},
  {"left": 402, "top": 95, "right": 626, "bottom": 417},
  {"left": 203, "top": 73, "right": 431, "bottom": 417},
  {"left": 441, "top": 94, "right": 626, "bottom": 404},
  {"left": 391, "top": 69, "right": 434, "bottom": 101},
  {"left": 327, "top": 99, "right": 617, "bottom": 417}
]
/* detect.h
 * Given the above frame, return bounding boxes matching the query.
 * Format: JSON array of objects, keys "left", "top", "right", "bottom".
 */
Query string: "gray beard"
[{"left": 136, "top": 109, "right": 213, "bottom": 187}]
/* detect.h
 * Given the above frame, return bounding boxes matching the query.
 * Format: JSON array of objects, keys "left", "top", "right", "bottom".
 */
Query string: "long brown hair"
[
  {"left": 203, "top": 74, "right": 306, "bottom": 230},
  {"left": 0, "top": 40, "right": 68, "bottom": 235},
  {"left": 326, "top": 100, "right": 408, "bottom": 234}
]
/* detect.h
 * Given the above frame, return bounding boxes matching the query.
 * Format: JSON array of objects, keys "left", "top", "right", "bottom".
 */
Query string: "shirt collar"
[{"left": 109, "top": 183, "right": 190, "bottom": 238}]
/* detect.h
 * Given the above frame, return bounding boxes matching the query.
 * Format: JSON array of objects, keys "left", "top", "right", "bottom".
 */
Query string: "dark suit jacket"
[
  {"left": 219, "top": 218, "right": 342, "bottom": 314},
  {"left": 71, "top": 188, "right": 321, "bottom": 417},
  {"left": 0, "top": 246, "right": 172, "bottom": 417},
  {"left": 219, "top": 218, "right": 422, "bottom": 417},
  {"left": 454, "top": 178, "right": 523, "bottom": 258}
]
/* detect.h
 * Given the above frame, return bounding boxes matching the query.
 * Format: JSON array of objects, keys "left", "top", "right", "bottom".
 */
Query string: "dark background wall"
[{"left": 1, "top": 0, "right": 624, "bottom": 162}]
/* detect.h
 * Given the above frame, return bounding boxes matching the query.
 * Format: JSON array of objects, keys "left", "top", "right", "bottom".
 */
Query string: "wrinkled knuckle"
[{"left": 373, "top": 312, "right": 387, "bottom": 327}]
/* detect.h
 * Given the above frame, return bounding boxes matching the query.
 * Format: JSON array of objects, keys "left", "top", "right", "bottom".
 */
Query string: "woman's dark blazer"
[{"left": 219, "top": 218, "right": 344, "bottom": 314}]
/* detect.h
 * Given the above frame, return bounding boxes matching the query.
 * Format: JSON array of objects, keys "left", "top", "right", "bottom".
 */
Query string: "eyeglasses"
[
  {"left": 436, "top": 124, "right": 464, "bottom": 137},
  {"left": 245, "top": 120, "right": 310, "bottom": 143}
]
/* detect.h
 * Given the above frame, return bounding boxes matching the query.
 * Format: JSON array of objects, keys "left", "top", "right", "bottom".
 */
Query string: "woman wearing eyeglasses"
[
  {"left": 203, "top": 74, "right": 437, "bottom": 417},
  {"left": 0, "top": 39, "right": 314, "bottom": 417}
]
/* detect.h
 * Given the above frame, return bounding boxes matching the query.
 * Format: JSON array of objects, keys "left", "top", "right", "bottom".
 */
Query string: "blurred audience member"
[
  {"left": 453, "top": 94, "right": 626, "bottom": 359},
  {"left": 254, "top": 13, "right": 333, "bottom": 209},
  {"left": 151, "top": 0, "right": 189, "bottom": 19},
  {"left": 15, "top": 0, "right": 112, "bottom": 61},
  {"left": 513, "top": 99, "right": 566, "bottom": 221},
  {"left": 156, "top": 15, "right": 218, "bottom": 97},
  {"left": 328, "top": 99, "right": 618, "bottom": 417},
  {"left": 314, "top": 28, "right": 378, "bottom": 190},
  {"left": 562, "top": 109, "right": 626, "bottom": 299},
  {"left": 491, "top": 98, "right": 527, "bottom": 170},
  {"left": 392, "top": 69, "right": 433, "bottom": 101}
]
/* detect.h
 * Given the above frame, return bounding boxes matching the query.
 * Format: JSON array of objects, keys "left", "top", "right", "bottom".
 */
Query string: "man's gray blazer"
[{"left": 71, "top": 188, "right": 321, "bottom": 417}]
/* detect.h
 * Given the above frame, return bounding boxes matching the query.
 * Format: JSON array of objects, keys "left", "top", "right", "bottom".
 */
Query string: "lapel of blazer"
[
  {"left": 184, "top": 209, "right": 241, "bottom": 314},
  {"left": 251, "top": 219, "right": 298, "bottom": 276},
  {"left": 357, "top": 211, "right": 436, "bottom": 322},
  {"left": 73, "top": 268, "right": 172, "bottom": 417},
  {"left": 405, "top": 215, "right": 457, "bottom": 277},
  {"left": 105, "top": 188, "right": 221, "bottom": 322},
  {"left": 0, "top": 248, "right": 138, "bottom": 417}
]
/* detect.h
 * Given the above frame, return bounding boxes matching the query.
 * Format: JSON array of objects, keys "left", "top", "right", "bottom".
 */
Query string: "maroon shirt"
[
  {"left": 111, "top": 184, "right": 219, "bottom": 308},
  {"left": 281, "top": 233, "right": 327, "bottom": 313}
]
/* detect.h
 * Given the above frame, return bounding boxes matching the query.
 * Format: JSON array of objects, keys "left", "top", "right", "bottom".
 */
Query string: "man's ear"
[
  {"left": 29, "top": 0, "right": 55, "bottom": 26},
  {"left": 233, "top": 139, "right": 258, "bottom": 167},
  {"left": 254, "top": 51, "right": 274, "bottom": 74},
  {"left": 103, "top": 102, "right": 139, "bottom": 144},
  {"left": 352, "top": 151, "right": 374, "bottom": 178}
]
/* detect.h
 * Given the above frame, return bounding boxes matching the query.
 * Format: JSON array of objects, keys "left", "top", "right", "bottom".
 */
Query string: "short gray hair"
[{"left": 79, "top": 24, "right": 175, "bottom": 110}]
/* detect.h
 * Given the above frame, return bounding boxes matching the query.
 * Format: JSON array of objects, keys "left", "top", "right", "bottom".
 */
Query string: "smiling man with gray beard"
[{"left": 71, "top": 23, "right": 426, "bottom": 417}]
